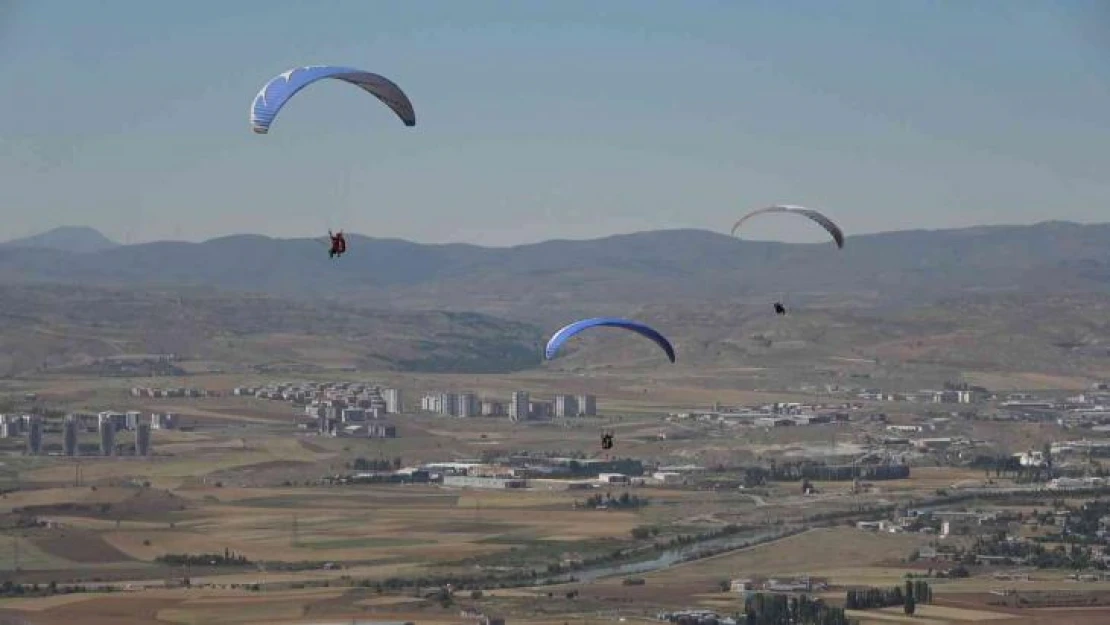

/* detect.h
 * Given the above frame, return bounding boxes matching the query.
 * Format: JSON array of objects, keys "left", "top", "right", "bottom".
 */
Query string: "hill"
[
  {"left": 541, "top": 292, "right": 1110, "bottom": 391},
  {"left": 1, "top": 226, "right": 120, "bottom": 254},
  {"left": 0, "top": 221, "right": 1107, "bottom": 325},
  {"left": 0, "top": 284, "right": 542, "bottom": 378},
  {"left": 0, "top": 222, "right": 1108, "bottom": 387}
]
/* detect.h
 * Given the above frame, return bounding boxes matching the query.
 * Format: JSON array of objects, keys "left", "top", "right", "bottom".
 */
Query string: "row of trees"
[
  {"left": 156, "top": 548, "right": 251, "bottom": 567},
  {"left": 845, "top": 580, "right": 932, "bottom": 613},
  {"left": 743, "top": 462, "right": 909, "bottom": 486},
  {"left": 743, "top": 593, "right": 854, "bottom": 625},
  {"left": 576, "top": 492, "right": 648, "bottom": 509},
  {"left": 351, "top": 456, "right": 402, "bottom": 471}
]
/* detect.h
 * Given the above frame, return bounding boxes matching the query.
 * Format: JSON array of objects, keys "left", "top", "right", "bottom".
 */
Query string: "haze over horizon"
[{"left": 2, "top": 1, "right": 1107, "bottom": 246}]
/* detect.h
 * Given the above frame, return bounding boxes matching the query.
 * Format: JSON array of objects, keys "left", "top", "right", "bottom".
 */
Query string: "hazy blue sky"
[{"left": 1, "top": 0, "right": 1107, "bottom": 246}]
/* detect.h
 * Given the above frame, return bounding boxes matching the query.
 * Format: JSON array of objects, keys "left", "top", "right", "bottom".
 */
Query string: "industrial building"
[{"left": 443, "top": 476, "right": 528, "bottom": 489}]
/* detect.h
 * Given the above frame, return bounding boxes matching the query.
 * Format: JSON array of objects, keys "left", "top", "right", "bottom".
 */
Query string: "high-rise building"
[
  {"left": 382, "top": 388, "right": 403, "bottom": 414},
  {"left": 439, "top": 392, "right": 459, "bottom": 417},
  {"left": 63, "top": 415, "right": 79, "bottom": 456},
  {"left": 576, "top": 394, "right": 597, "bottom": 416},
  {"left": 135, "top": 423, "right": 152, "bottom": 457},
  {"left": 99, "top": 419, "right": 116, "bottom": 456},
  {"left": 554, "top": 394, "right": 579, "bottom": 418},
  {"left": 456, "top": 392, "right": 478, "bottom": 418},
  {"left": 509, "top": 391, "right": 530, "bottom": 422},
  {"left": 25, "top": 415, "right": 43, "bottom": 455}
]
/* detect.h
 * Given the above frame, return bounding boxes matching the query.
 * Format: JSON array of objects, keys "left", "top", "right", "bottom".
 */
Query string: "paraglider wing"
[
  {"left": 730, "top": 204, "right": 844, "bottom": 248},
  {"left": 544, "top": 317, "right": 676, "bottom": 363},
  {"left": 250, "top": 65, "right": 416, "bottom": 134}
]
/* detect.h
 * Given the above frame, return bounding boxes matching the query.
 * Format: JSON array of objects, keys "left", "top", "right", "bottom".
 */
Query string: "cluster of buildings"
[
  {"left": 233, "top": 381, "right": 403, "bottom": 438},
  {"left": 855, "top": 388, "right": 981, "bottom": 404},
  {"left": 728, "top": 576, "right": 829, "bottom": 594},
  {"left": 0, "top": 411, "right": 175, "bottom": 457},
  {"left": 670, "top": 402, "right": 851, "bottom": 428},
  {"left": 329, "top": 456, "right": 708, "bottom": 491},
  {"left": 130, "top": 386, "right": 217, "bottom": 399},
  {"left": 234, "top": 381, "right": 403, "bottom": 414},
  {"left": 419, "top": 390, "right": 597, "bottom": 420}
]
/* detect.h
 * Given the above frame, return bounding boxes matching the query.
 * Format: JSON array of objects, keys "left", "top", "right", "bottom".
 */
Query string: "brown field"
[{"left": 3, "top": 370, "right": 1106, "bottom": 625}]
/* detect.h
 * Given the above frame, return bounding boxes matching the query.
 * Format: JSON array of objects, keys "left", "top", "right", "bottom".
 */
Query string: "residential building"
[
  {"left": 509, "top": 391, "right": 529, "bottom": 422},
  {"left": 554, "top": 394, "right": 578, "bottom": 418},
  {"left": 456, "top": 392, "right": 478, "bottom": 418},
  {"left": 382, "top": 387, "right": 403, "bottom": 414},
  {"left": 576, "top": 394, "right": 597, "bottom": 416}
]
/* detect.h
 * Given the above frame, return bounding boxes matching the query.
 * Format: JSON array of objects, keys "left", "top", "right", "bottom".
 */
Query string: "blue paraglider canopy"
[
  {"left": 250, "top": 65, "right": 416, "bottom": 134},
  {"left": 544, "top": 317, "right": 676, "bottom": 363}
]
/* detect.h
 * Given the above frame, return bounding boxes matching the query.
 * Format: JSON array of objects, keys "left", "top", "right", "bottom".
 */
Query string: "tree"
[{"left": 904, "top": 594, "right": 916, "bottom": 616}]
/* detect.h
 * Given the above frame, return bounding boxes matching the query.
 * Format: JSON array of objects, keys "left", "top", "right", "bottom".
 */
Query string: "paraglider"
[
  {"left": 250, "top": 65, "right": 416, "bottom": 134},
  {"left": 544, "top": 317, "right": 676, "bottom": 363},
  {"left": 730, "top": 204, "right": 845, "bottom": 249},
  {"left": 599, "top": 430, "right": 617, "bottom": 450},
  {"left": 327, "top": 230, "right": 347, "bottom": 259}
]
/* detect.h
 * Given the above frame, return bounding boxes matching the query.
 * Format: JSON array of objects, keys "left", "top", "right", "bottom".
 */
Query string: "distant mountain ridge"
[
  {"left": 1, "top": 226, "right": 120, "bottom": 253},
  {"left": 1, "top": 221, "right": 1108, "bottom": 323},
  {"left": 1, "top": 222, "right": 1108, "bottom": 383}
]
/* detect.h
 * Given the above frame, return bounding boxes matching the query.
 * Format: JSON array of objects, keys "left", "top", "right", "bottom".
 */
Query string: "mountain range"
[
  {"left": 1, "top": 222, "right": 1107, "bottom": 383},
  {"left": 2, "top": 221, "right": 1108, "bottom": 322}
]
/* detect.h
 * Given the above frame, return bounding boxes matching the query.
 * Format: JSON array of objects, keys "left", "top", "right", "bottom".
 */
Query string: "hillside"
[
  {"left": 0, "top": 222, "right": 1108, "bottom": 326},
  {"left": 539, "top": 292, "right": 1110, "bottom": 391},
  {"left": 0, "top": 284, "right": 542, "bottom": 378},
  {"left": 0, "top": 222, "right": 1108, "bottom": 387}
]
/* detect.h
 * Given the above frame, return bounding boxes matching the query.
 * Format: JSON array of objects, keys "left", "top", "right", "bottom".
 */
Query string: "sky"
[{"left": 0, "top": 0, "right": 1108, "bottom": 246}]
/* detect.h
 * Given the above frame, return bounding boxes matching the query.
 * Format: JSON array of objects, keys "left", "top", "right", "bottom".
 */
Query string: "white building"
[
  {"left": 576, "top": 394, "right": 597, "bottom": 416},
  {"left": 382, "top": 388, "right": 403, "bottom": 414}
]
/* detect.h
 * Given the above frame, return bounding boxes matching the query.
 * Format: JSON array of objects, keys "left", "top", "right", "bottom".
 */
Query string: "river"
[{"left": 536, "top": 526, "right": 795, "bottom": 586}]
